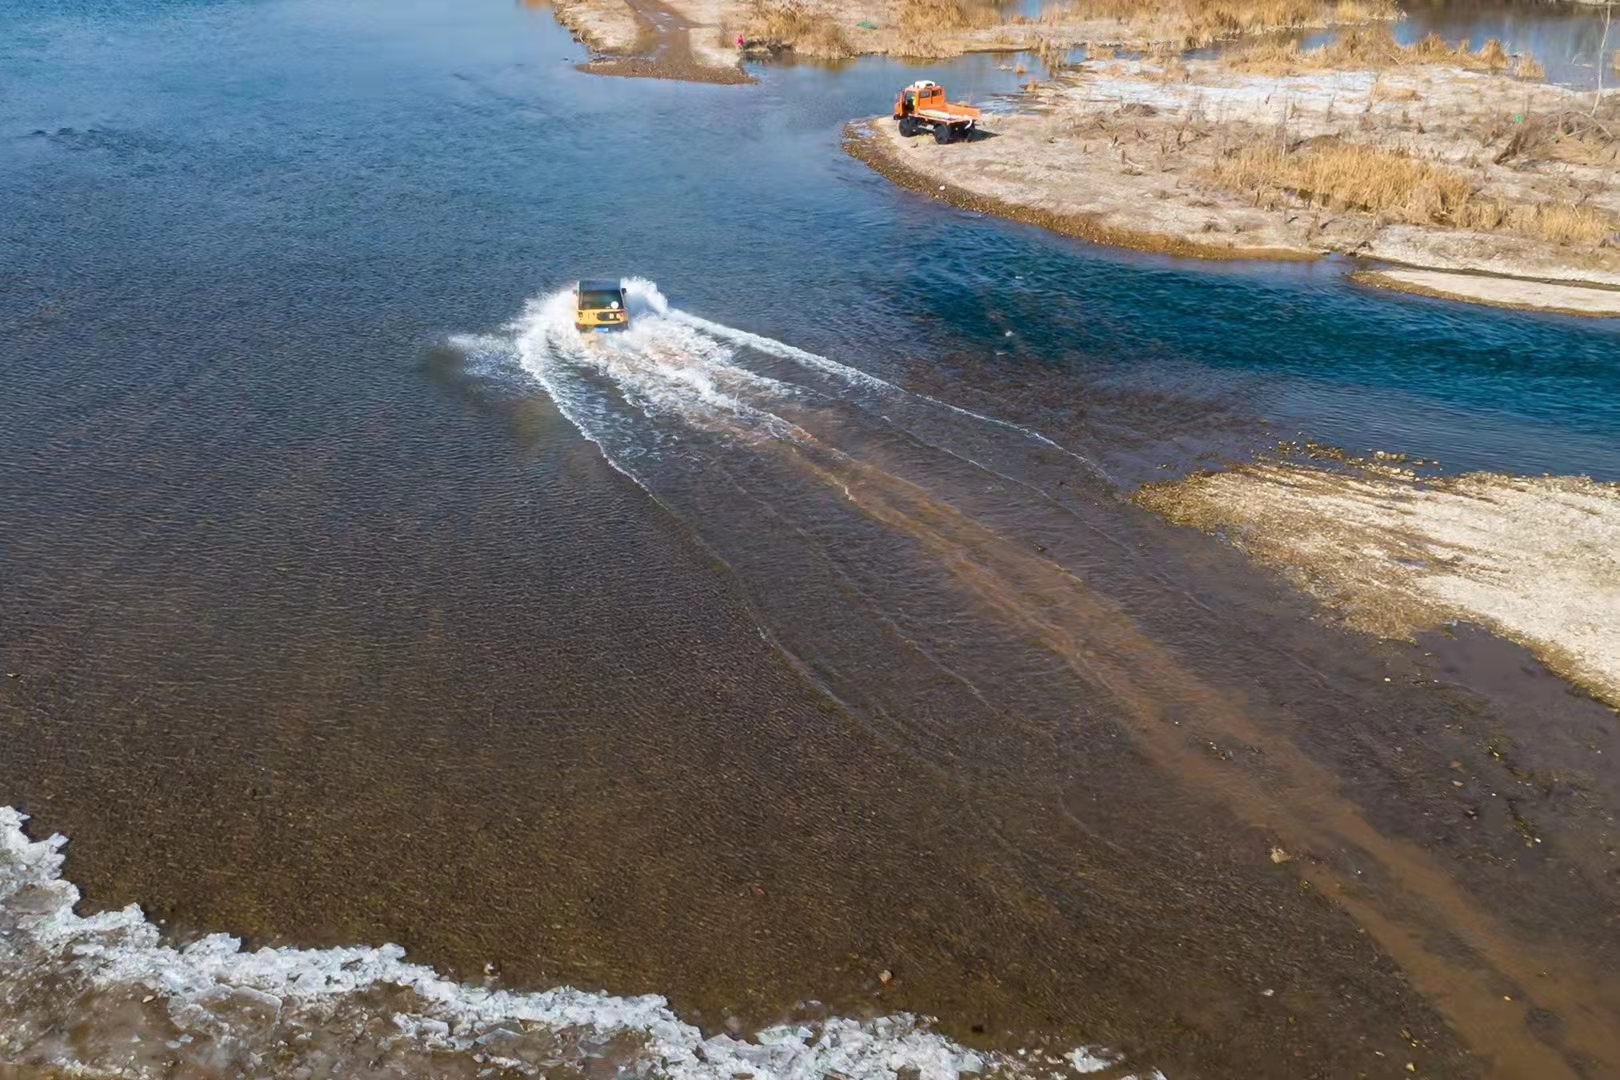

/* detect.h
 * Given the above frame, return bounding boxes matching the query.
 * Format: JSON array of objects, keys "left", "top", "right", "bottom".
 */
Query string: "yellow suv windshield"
[{"left": 578, "top": 290, "right": 623, "bottom": 311}]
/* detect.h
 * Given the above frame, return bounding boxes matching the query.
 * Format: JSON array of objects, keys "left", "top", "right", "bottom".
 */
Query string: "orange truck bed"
[{"left": 892, "top": 80, "right": 981, "bottom": 143}]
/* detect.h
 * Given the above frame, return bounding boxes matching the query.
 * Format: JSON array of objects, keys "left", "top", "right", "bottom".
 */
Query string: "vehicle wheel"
[
  {"left": 933, "top": 123, "right": 953, "bottom": 144},
  {"left": 898, "top": 116, "right": 917, "bottom": 137}
]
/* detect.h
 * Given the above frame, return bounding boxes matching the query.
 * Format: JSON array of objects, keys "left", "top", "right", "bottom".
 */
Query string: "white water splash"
[
  {"left": 668, "top": 306, "right": 1111, "bottom": 486},
  {"left": 1068, "top": 1045, "right": 1124, "bottom": 1072},
  {"left": 0, "top": 807, "right": 1141, "bottom": 1079},
  {"left": 511, "top": 279, "right": 812, "bottom": 449},
  {"left": 475, "top": 279, "right": 1111, "bottom": 498}
]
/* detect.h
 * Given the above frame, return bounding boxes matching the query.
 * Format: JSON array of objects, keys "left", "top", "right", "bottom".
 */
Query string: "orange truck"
[{"left": 893, "top": 80, "right": 981, "bottom": 143}]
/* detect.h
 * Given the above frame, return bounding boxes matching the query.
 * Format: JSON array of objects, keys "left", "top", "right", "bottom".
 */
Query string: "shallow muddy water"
[{"left": 4, "top": 1, "right": 1620, "bottom": 1078}]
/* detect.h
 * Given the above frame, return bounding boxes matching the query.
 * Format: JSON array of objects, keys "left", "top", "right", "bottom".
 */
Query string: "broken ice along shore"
[{"left": 0, "top": 805, "right": 1154, "bottom": 1079}]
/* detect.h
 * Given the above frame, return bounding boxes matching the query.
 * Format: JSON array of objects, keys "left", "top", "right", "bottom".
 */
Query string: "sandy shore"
[
  {"left": 547, "top": 0, "right": 754, "bottom": 82},
  {"left": 550, "top": 0, "right": 645, "bottom": 52},
  {"left": 1354, "top": 268, "right": 1620, "bottom": 317},
  {"left": 849, "top": 55, "right": 1620, "bottom": 313},
  {"left": 1138, "top": 461, "right": 1620, "bottom": 709}
]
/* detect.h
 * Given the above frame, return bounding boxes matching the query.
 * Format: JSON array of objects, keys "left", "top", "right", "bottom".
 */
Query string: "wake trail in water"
[
  {"left": 1, "top": 288, "right": 1160, "bottom": 1080},
  {"left": 0, "top": 287, "right": 1195, "bottom": 1078},
  {"left": 668, "top": 308, "right": 1114, "bottom": 489},
  {"left": 0, "top": 288, "right": 1157, "bottom": 1079},
  {"left": 468, "top": 280, "right": 1143, "bottom": 789},
  {"left": 471, "top": 279, "right": 1113, "bottom": 507}
]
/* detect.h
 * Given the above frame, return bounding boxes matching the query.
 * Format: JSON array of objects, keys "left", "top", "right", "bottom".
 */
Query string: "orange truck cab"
[
  {"left": 575, "top": 279, "right": 629, "bottom": 333},
  {"left": 893, "top": 80, "right": 981, "bottom": 143}
]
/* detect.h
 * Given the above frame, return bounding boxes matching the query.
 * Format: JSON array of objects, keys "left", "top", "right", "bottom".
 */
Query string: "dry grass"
[
  {"left": 1055, "top": 0, "right": 1395, "bottom": 47},
  {"left": 1033, "top": 35, "right": 1075, "bottom": 73},
  {"left": 1226, "top": 27, "right": 1529, "bottom": 75},
  {"left": 891, "top": 30, "right": 966, "bottom": 55},
  {"left": 1492, "top": 106, "right": 1620, "bottom": 167},
  {"left": 897, "top": 0, "right": 999, "bottom": 32},
  {"left": 887, "top": 0, "right": 1000, "bottom": 55},
  {"left": 1368, "top": 76, "right": 1419, "bottom": 102},
  {"left": 1497, "top": 202, "right": 1620, "bottom": 246},
  {"left": 885, "top": 0, "right": 1394, "bottom": 55},
  {"left": 744, "top": 0, "right": 854, "bottom": 56},
  {"left": 1206, "top": 142, "right": 1618, "bottom": 245},
  {"left": 1512, "top": 54, "right": 1545, "bottom": 81}
]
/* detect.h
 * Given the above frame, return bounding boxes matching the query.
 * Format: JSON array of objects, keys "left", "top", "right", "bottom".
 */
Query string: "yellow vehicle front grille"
[{"left": 576, "top": 308, "right": 627, "bottom": 330}]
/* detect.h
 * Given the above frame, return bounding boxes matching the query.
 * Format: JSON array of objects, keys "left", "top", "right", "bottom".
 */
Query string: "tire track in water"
[
  {"left": 494, "top": 281, "right": 1620, "bottom": 1077},
  {"left": 778, "top": 437, "right": 1620, "bottom": 1080},
  {"left": 506, "top": 282, "right": 1107, "bottom": 779}
]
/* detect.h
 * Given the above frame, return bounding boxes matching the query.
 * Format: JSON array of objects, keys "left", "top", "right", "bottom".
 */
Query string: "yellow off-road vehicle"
[{"left": 575, "top": 279, "right": 629, "bottom": 333}]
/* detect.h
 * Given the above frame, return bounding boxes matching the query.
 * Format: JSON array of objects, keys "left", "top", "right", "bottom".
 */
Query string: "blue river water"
[{"left": 4, "top": 0, "right": 1617, "bottom": 491}]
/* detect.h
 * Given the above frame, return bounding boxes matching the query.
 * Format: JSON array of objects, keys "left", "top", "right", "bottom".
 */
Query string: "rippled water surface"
[{"left": 3, "top": 1, "right": 1620, "bottom": 1078}]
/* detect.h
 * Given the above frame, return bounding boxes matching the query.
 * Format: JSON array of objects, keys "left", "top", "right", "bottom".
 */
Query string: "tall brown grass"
[
  {"left": 1056, "top": 0, "right": 1395, "bottom": 47},
  {"left": 744, "top": 0, "right": 854, "bottom": 56},
  {"left": 887, "top": 0, "right": 1001, "bottom": 55},
  {"left": 1033, "top": 35, "right": 1074, "bottom": 73},
  {"left": 891, "top": 31, "right": 966, "bottom": 56},
  {"left": 1475, "top": 36, "right": 1507, "bottom": 70},
  {"left": 1206, "top": 142, "right": 1618, "bottom": 245},
  {"left": 1226, "top": 27, "right": 1525, "bottom": 75},
  {"left": 1512, "top": 54, "right": 1545, "bottom": 81},
  {"left": 897, "top": 0, "right": 1000, "bottom": 32},
  {"left": 1494, "top": 107, "right": 1620, "bottom": 166}
]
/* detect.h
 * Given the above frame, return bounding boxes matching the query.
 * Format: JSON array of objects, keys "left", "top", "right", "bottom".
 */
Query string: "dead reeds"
[
  {"left": 1512, "top": 54, "right": 1545, "bottom": 81},
  {"left": 1205, "top": 141, "right": 1618, "bottom": 245},
  {"left": 1056, "top": 0, "right": 1395, "bottom": 48},
  {"left": 1225, "top": 27, "right": 1529, "bottom": 76},
  {"left": 886, "top": 0, "right": 1002, "bottom": 56},
  {"left": 1492, "top": 105, "right": 1620, "bottom": 166},
  {"left": 891, "top": 32, "right": 966, "bottom": 56},
  {"left": 897, "top": 0, "right": 999, "bottom": 32},
  {"left": 744, "top": 0, "right": 855, "bottom": 57}
]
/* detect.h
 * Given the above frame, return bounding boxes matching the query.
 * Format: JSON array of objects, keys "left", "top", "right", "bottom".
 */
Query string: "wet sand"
[
  {"left": 550, "top": 0, "right": 754, "bottom": 83},
  {"left": 1137, "top": 461, "right": 1620, "bottom": 709},
  {"left": 1354, "top": 268, "right": 1620, "bottom": 317}
]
